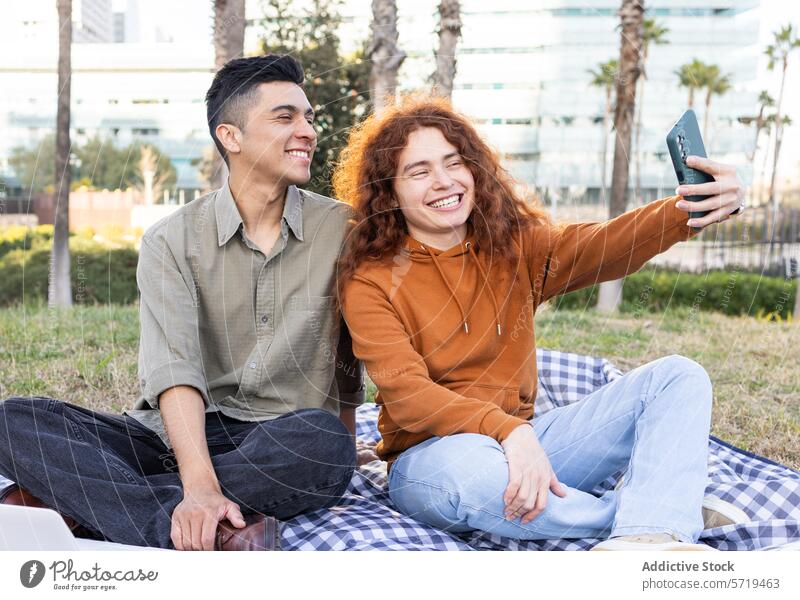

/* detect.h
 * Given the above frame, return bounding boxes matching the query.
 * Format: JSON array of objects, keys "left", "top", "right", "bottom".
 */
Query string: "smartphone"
[{"left": 665, "top": 109, "right": 714, "bottom": 230}]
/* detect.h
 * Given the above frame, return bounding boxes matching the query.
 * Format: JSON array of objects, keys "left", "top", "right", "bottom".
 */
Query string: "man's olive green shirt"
[{"left": 126, "top": 184, "right": 364, "bottom": 447}]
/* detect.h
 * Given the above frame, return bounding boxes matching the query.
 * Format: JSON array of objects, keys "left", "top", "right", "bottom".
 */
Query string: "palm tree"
[
  {"left": 431, "top": 0, "right": 462, "bottom": 98},
  {"left": 742, "top": 90, "right": 774, "bottom": 162},
  {"left": 50, "top": 0, "right": 72, "bottom": 307},
  {"left": 368, "top": 0, "right": 405, "bottom": 113},
  {"left": 764, "top": 24, "right": 800, "bottom": 232},
  {"left": 597, "top": 0, "right": 644, "bottom": 313},
  {"left": 213, "top": 0, "right": 246, "bottom": 71},
  {"left": 210, "top": 0, "right": 246, "bottom": 190},
  {"left": 633, "top": 18, "right": 668, "bottom": 202},
  {"left": 701, "top": 64, "right": 731, "bottom": 143},
  {"left": 739, "top": 90, "right": 774, "bottom": 205},
  {"left": 675, "top": 58, "right": 708, "bottom": 108},
  {"left": 588, "top": 59, "right": 619, "bottom": 206}
]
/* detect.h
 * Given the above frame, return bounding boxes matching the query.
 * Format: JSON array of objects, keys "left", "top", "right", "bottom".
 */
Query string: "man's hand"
[
  {"left": 500, "top": 424, "right": 567, "bottom": 525},
  {"left": 675, "top": 156, "right": 745, "bottom": 228},
  {"left": 356, "top": 439, "right": 380, "bottom": 466},
  {"left": 171, "top": 486, "right": 245, "bottom": 551},
  {"left": 159, "top": 386, "right": 241, "bottom": 551}
]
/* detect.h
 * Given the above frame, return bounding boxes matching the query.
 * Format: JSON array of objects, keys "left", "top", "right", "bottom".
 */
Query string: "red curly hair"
[{"left": 333, "top": 96, "right": 551, "bottom": 299}]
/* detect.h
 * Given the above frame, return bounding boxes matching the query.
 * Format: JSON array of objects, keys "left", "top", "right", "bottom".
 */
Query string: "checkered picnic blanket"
[
  {"left": 1, "top": 349, "right": 797, "bottom": 550},
  {"left": 282, "top": 349, "right": 800, "bottom": 551}
]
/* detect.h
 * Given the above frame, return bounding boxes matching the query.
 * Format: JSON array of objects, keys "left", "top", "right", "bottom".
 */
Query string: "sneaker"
[
  {"left": 613, "top": 476, "right": 749, "bottom": 529},
  {"left": 701, "top": 495, "right": 750, "bottom": 528},
  {"left": 591, "top": 533, "right": 717, "bottom": 551}
]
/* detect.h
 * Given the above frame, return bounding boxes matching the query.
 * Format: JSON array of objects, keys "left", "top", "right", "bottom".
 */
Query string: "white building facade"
[
  {"left": 339, "top": 0, "right": 762, "bottom": 209},
  {"left": 0, "top": 0, "right": 765, "bottom": 204}
]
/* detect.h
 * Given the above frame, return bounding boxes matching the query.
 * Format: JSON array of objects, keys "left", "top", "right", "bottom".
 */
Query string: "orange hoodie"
[{"left": 342, "top": 196, "right": 697, "bottom": 469}]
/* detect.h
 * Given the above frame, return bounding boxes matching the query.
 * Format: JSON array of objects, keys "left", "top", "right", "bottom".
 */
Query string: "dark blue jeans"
[{"left": 0, "top": 397, "right": 356, "bottom": 548}]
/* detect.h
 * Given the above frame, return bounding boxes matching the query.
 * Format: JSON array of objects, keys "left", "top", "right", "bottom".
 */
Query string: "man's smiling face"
[{"left": 233, "top": 81, "right": 317, "bottom": 186}]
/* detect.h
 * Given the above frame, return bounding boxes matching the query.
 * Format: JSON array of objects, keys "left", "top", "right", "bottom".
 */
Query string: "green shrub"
[
  {"left": 553, "top": 268, "right": 798, "bottom": 319},
  {"left": 0, "top": 238, "right": 138, "bottom": 305},
  {"left": 0, "top": 225, "right": 54, "bottom": 259}
]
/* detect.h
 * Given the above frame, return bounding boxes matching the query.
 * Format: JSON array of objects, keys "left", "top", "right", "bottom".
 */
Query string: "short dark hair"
[{"left": 205, "top": 54, "right": 305, "bottom": 164}]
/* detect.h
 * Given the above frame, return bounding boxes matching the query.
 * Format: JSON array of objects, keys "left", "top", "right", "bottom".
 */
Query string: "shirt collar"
[
  {"left": 282, "top": 185, "right": 305, "bottom": 242},
  {"left": 215, "top": 183, "right": 305, "bottom": 247}
]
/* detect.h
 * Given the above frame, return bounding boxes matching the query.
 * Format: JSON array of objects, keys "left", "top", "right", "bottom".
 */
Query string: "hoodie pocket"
[
  {"left": 451, "top": 382, "right": 520, "bottom": 413},
  {"left": 502, "top": 388, "right": 522, "bottom": 414}
]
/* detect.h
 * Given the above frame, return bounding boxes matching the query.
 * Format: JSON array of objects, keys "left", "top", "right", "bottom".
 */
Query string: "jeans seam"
[
  {"left": 390, "top": 470, "right": 555, "bottom": 533},
  {"left": 611, "top": 361, "right": 673, "bottom": 534},
  {"left": 259, "top": 471, "right": 353, "bottom": 512}
]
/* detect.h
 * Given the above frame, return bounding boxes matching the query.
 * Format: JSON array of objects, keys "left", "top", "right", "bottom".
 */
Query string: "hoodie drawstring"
[
  {"left": 421, "top": 242, "right": 503, "bottom": 336},
  {"left": 466, "top": 242, "right": 503, "bottom": 336},
  {"left": 425, "top": 246, "right": 472, "bottom": 333}
]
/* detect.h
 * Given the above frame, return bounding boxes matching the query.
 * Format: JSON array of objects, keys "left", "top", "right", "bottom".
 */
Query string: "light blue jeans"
[{"left": 388, "top": 355, "right": 713, "bottom": 543}]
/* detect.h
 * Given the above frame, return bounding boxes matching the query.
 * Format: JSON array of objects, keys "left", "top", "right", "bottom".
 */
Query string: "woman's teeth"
[
  {"left": 288, "top": 150, "right": 309, "bottom": 158},
  {"left": 429, "top": 194, "right": 461, "bottom": 209}
]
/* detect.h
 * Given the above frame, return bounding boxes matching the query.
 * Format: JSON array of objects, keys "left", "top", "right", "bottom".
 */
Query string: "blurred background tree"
[
  {"left": 634, "top": 18, "right": 669, "bottom": 201},
  {"left": 8, "top": 134, "right": 58, "bottom": 193},
  {"left": 368, "top": 0, "right": 405, "bottom": 114},
  {"left": 259, "top": 0, "right": 370, "bottom": 197},
  {"left": 10, "top": 137, "right": 176, "bottom": 195},
  {"left": 588, "top": 58, "right": 619, "bottom": 206},
  {"left": 430, "top": 0, "right": 461, "bottom": 99},
  {"left": 764, "top": 24, "right": 800, "bottom": 229},
  {"left": 675, "top": 58, "right": 708, "bottom": 108},
  {"left": 209, "top": 0, "right": 246, "bottom": 190}
]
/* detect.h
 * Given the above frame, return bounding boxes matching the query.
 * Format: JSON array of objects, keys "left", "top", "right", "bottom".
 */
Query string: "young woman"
[{"left": 333, "top": 97, "right": 745, "bottom": 550}]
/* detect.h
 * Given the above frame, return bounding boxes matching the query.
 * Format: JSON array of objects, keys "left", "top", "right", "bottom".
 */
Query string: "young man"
[{"left": 0, "top": 54, "right": 364, "bottom": 551}]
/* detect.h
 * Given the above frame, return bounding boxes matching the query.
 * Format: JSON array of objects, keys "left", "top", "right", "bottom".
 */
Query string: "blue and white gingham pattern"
[
  {"left": 2, "top": 349, "right": 797, "bottom": 550},
  {"left": 283, "top": 349, "right": 800, "bottom": 551}
]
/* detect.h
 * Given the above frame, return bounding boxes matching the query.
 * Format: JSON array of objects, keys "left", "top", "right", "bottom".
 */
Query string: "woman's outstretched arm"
[{"left": 529, "top": 158, "right": 743, "bottom": 304}]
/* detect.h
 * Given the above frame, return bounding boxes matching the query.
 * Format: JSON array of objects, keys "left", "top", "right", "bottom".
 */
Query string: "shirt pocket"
[{"left": 280, "top": 295, "right": 335, "bottom": 373}]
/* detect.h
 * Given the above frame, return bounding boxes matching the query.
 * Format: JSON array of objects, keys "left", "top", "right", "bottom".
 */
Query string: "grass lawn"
[{"left": 0, "top": 303, "right": 797, "bottom": 471}]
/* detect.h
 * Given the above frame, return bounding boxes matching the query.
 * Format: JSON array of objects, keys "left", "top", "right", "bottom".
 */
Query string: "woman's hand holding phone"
[
  {"left": 500, "top": 424, "right": 567, "bottom": 525},
  {"left": 675, "top": 156, "right": 746, "bottom": 229}
]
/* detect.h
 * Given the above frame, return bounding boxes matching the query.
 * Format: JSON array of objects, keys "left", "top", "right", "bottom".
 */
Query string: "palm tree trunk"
[
  {"left": 213, "top": 0, "right": 245, "bottom": 71},
  {"left": 431, "top": 0, "right": 462, "bottom": 98},
  {"left": 703, "top": 90, "right": 712, "bottom": 144},
  {"left": 369, "top": 0, "right": 405, "bottom": 114},
  {"left": 747, "top": 105, "right": 764, "bottom": 162},
  {"left": 50, "top": 0, "right": 72, "bottom": 308},
  {"left": 768, "top": 57, "right": 788, "bottom": 237},
  {"left": 633, "top": 74, "right": 644, "bottom": 203},
  {"left": 600, "top": 86, "right": 611, "bottom": 206},
  {"left": 688, "top": 87, "right": 694, "bottom": 108},
  {"left": 794, "top": 276, "right": 800, "bottom": 323},
  {"left": 597, "top": 0, "right": 644, "bottom": 313},
  {"left": 760, "top": 128, "right": 772, "bottom": 205},
  {"left": 211, "top": 0, "right": 246, "bottom": 190}
]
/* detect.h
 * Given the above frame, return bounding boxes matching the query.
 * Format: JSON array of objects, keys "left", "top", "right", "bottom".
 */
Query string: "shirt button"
[
  {"left": 260, "top": 315, "right": 268, "bottom": 324},
  {"left": 249, "top": 362, "right": 257, "bottom": 369}
]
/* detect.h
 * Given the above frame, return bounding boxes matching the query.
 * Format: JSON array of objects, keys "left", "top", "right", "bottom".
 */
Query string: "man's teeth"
[
  {"left": 429, "top": 195, "right": 461, "bottom": 209},
  {"left": 288, "top": 150, "right": 309, "bottom": 158}
]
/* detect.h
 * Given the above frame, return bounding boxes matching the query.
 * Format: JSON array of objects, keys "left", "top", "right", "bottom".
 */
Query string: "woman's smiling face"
[{"left": 392, "top": 126, "right": 475, "bottom": 250}]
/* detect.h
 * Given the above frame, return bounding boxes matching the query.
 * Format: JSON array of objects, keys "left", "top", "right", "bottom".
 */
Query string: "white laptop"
[{"left": 0, "top": 505, "right": 165, "bottom": 551}]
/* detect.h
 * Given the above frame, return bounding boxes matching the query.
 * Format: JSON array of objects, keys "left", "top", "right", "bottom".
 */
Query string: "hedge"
[
  {"left": 0, "top": 225, "right": 54, "bottom": 259},
  {"left": 0, "top": 237, "right": 139, "bottom": 305},
  {"left": 553, "top": 268, "right": 797, "bottom": 319},
  {"left": 0, "top": 229, "right": 796, "bottom": 318}
]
